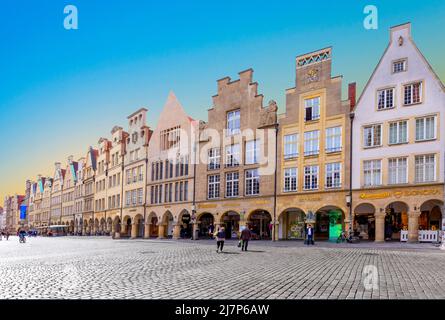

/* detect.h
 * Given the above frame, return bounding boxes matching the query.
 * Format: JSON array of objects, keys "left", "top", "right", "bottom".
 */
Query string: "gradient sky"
[{"left": 1, "top": 0, "right": 444, "bottom": 202}]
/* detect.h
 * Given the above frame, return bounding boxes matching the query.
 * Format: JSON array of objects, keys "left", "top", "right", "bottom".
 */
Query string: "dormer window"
[{"left": 393, "top": 59, "right": 407, "bottom": 73}]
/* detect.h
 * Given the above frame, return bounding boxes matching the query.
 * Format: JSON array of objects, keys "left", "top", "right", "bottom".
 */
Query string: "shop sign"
[
  {"left": 225, "top": 202, "right": 240, "bottom": 207},
  {"left": 198, "top": 203, "right": 217, "bottom": 209},
  {"left": 360, "top": 189, "right": 440, "bottom": 200}
]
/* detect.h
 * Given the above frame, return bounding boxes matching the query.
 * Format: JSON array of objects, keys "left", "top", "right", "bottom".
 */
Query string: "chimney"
[{"left": 348, "top": 82, "right": 356, "bottom": 111}]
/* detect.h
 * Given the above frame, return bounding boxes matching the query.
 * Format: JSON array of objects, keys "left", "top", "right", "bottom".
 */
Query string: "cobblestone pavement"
[{"left": 0, "top": 236, "right": 444, "bottom": 299}]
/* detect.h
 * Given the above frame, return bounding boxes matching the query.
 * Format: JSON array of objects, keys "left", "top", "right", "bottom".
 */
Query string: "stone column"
[
  {"left": 408, "top": 212, "right": 420, "bottom": 243},
  {"left": 375, "top": 215, "right": 385, "bottom": 242},
  {"left": 173, "top": 223, "right": 181, "bottom": 240},
  {"left": 192, "top": 223, "right": 199, "bottom": 240},
  {"left": 144, "top": 223, "right": 150, "bottom": 239},
  {"left": 130, "top": 222, "right": 138, "bottom": 239},
  {"left": 273, "top": 220, "right": 279, "bottom": 241},
  {"left": 158, "top": 224, "right": 165, "bottom": 239}
]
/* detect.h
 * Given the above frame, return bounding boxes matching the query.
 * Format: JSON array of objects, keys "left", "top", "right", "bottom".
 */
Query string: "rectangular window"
[
  {"left": 155, "top": 162, "right": 159, "bottom": 180},
  {"left": 138, "top": 188, "right": 143, "bottom": 204},
  {"left": 208, "top": 175, "right": 220, "bottom": 199},
  {"left": 415, "top": 116, "right": 436, "bottom": 141},
  {"left": 284, "top": 168, "right": 298, "bottom": 192},
  {"left": 304, "top": 130, "right": 319, "bottom": 156},
  {"left": 225, "top": 144, "right": 240, "bottom": 167},
  {"left": 160, "top": 126, "right": 181, "bottom": 150},
  {"left": 179, "top": 182, "right": 183, "bottom": 201},
  {"left": 245, "top": 169, "right": 260, "bottom": 196},
  {"left": 164, "top": 184, "right": 168, "bottom": 202},
  {"left": 415, "top": 154, "right": 436, "bottom": 183},
  {"left": 125, "top": 191, "right": 131, "bottom": 206},
  {"left": 377, "top": 88, "right": 394, "bottom": 110},
  {"left": 154, "top": 185, "right": 158, "bottom": 204},
  {"left": 245, "top": 140, "right": 260, "bottom": 165},
  {"left": 363, "top": 124, "right": 382, "bottom": 147},
  {"left": 175, "top": 182, "right": 179, "bottom": 201},
  {"left": 126, "top": 170, "right": 131, "bottom": 184},
  {"left": 388, "top": 157, "right": 408, "bottom": 184},
  {"left": 138, "top": 166, "right": 143, "bottom": 181},
  {"left": 225, "top": 172, "right": 239, "bottom": 198},
  {"left": 165, "top": 160, "right": 169, "bottom": 178},
  {"left": 325, "top": 163, "right": 341, "bottom": 188},
  {"left": 363, "top": 160, "right": 382, "bottom": 187},
  {"left": 227, "top": 109, "right": 241, "bottom": 136},
  {"left": 169, "top": 183, "right": 173, "bottom": 202},
  {"left": 393, "top": 59, "right": 406, "bottom": 73},
  {"left": 151, "top": 163, "right": 155, "bottom": 181},
  {"left": 303, "top": 165, "right": 319, "bottom": 190},
  {"left": 150, "top": 186, "right": 154, "bottom": 204},
  {"left": 169, "top": 161, "right": 174, "bottom": 178},
  {"left": 184, "top": 157, "right": 189, "bottom": 176},
  {"left": 403, "top": 82, "right": 422, "bottom": 105},
  {"left": 284, "top": 134, "right": 298, "bottom": 159},
  {"left": 389, "top": 121, "right": 408, "bottom": 144},
  {"left": 184, "top": 181, "right": 188, "bottom": 201},
  {"left": 159, "top": 162, "right": 163, "bottom": 180},
  {"left": 304, "top": 97, "right": 320, "bottom": 121},
  {"left": 325, "top": 127, "right": 342, "bottom": 153}
]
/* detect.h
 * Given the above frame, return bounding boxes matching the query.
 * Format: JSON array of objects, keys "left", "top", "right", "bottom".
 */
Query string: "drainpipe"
[
  {"left": 348, "top": 112, "right": 355, "bottom": 240},
  {"left": 273, "top": 123, "right": 279, "bottom": 241}
]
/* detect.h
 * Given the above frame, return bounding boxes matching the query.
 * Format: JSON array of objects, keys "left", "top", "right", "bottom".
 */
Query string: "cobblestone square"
[{"left": 0, "top": 237, "right": 444, "bottom": 299}]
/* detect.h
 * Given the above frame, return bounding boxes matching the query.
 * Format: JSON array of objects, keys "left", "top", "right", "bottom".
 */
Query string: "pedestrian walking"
[
  {"left": 306, "top": 224, "right": 314, "bottom": 245},
  {"left": 6, "top": 230, "right": 10, "bottom": 241},
  {"left": 240, "top": 227, "right": 252, "bottom": 251},
  {"left": 214, "top": 227, "right": 225, "bottom": 253}
]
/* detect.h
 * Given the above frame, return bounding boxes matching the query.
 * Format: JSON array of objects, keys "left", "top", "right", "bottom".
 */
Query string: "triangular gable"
[{"left": 355, "top": 22, "right": 444, "bottom": 109}]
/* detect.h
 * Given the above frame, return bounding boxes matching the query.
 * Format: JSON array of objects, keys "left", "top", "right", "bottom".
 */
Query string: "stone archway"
[
  {"left": 353, "top": 203, "right": 376, "bottom": 241},
  {"left": 88, "top": 219, "right": 93, "bottom": 235},
  {"left": 278, "top": 208, "right": 305, "bottom": 240},
  {"left": 419, "top": 199, "right": 444, "bottom": 231},
  {"left": 123, "top": 216, "right": 132, "bottom": 237},
  {"left": 100, "top": 218, "right": 106, "bottom": 235},
  {"left": 94, "top": 218, "right": 100, "bottom": 235},
  {"left": 246, "top": 209, "right": 272, "bottom": 240},
  {"left": 83, "top": 219, "right": 89, "bottom": 235},
  {"left": 147, "top": 212, "right": 159, "bottom": 238},
  {"left": 220, "top": 211, "right": 240, "bottom": 239},
  {"left": 132, "top": 214, "right": 144, "bottom": 239},
  {"left": 178, "top": 209, "right": 192, "bottom": 239},
  {"left": 315, "top": 206, "right": 345, "bottom": 241},
  {"left": 113, "top": 216, "right": 121, "bottom": 237},
  {"left": 197, "top": 212, "right": 215, "bottom": 239},
  {"left": 106, "top": 217, "right": 113, "bottom": 235},
  {"left": 160, "top": 211, "right": 174, "bottom": 238},
  {"left": 70, "top": 220, "right": 75, "bottom": 234},
  {"left": 384, "top": 201, "right": 409, "bottom": 241}
]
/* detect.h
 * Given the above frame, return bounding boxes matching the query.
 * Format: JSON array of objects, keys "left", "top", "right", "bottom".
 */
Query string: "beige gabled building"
[
  {"left": 82, "top": 148, "right": 97, "bottom": 235},
  {"left": 61, "top": 156, "right": 77, "bottom": 233},
  {"left": 94, "top": 137, "right": 111, "bottom": 235},
  {"left": 145, "top": 91, "right": 197, "bottom": 239},
  {"left": 195, "top": 69, "right": 278, "bottom": 240},
  {"left": 120, "top": 108, "right": 152, "bottom": 238},
  {"left": 107, "top": 126, "right": 128, "bottom": 236}
]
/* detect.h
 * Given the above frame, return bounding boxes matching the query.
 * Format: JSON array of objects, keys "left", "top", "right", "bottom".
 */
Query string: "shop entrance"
[
  {"left": 222, "top": 211, "right": 240, "bottom": 239},
  {"left": 315, "top": 206, "right": 344, "bottom": 241},
  {"left": 385, "top": 202, "right": 408, "bottom": 241},
  {"left": 198, "top": 213, "right": 214, "bottom": 239},
  {"left": 279, "top": 208, "right": 305, "bottom": 240},
  {"left": 419, "top": 200, "right": 444, "bottom": 231},
  {"left": 353, "top": 203, "right": 376, "bottom": 241},
  {"left": 247, "top": 210, "right": 272, "bottom": 240},
  {"left": 162, "top": 211, "right": 174, "bottom": 238}
]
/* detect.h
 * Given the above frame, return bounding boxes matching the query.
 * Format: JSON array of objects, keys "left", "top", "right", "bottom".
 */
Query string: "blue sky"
[{"left": 1, "top": 0, "right": 444, "bottom": 200}]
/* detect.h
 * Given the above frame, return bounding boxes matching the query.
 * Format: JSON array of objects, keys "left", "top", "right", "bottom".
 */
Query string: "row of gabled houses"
[{"left": 4, "top": 23, "right": 444, "bottom": 243}]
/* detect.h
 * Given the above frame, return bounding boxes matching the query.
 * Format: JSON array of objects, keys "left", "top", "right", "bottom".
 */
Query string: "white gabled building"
[{"left": 351, "top": 23, "right": 445, "bottom": 243}]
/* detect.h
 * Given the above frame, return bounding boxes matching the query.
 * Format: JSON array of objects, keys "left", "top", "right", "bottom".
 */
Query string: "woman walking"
[{"left": 214, "top": 227, "right": 226, "bottom": 253}]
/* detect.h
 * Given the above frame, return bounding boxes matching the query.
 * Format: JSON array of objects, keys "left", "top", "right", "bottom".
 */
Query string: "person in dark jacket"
[
  {"left": 214, "top": 227, "right": 226, "bottom": 253},
  {"left": 306, "top": 224, "right": 314, "bottom": 245},
  {"left": 240, "top": 227, "right": 252, "bottom": 251}
]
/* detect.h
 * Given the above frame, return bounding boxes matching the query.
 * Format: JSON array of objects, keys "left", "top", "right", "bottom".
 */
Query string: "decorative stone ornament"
[{"left": 398, "top": 36, "right": 403, "bottom": 46}]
